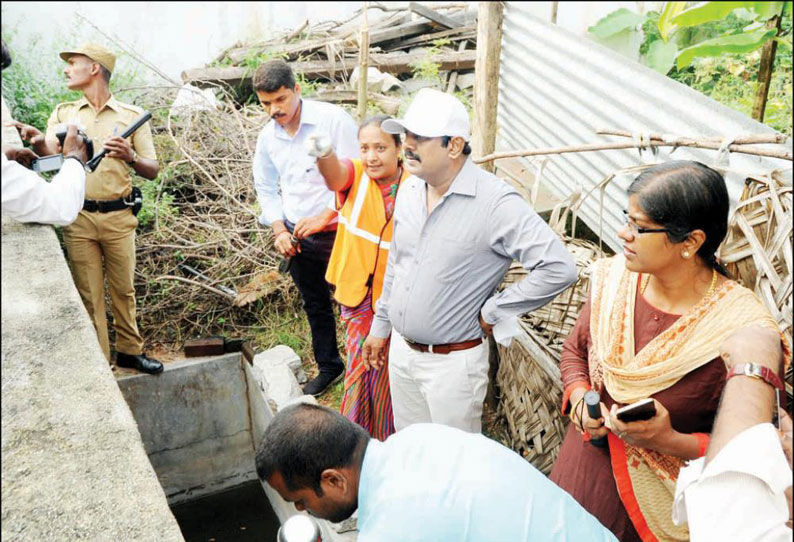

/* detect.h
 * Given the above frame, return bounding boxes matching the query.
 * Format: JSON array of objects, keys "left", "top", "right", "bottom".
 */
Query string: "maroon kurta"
[{"left": 549, "top": 289, "right": 727, "bottom": 541}]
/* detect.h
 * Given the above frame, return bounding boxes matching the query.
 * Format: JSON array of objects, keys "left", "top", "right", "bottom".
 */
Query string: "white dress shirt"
[
  {"left": 1, "top": 153, "right": 86, "bottom": 226},
  {"left": 252, "top": 98, "right": 359, "bottom": 226},
  {"left": 673, "top": 423, "right": 792, "bottom": 542}
]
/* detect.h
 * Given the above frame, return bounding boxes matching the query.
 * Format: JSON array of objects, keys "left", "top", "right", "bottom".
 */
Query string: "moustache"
[{"left": 404, "top": 150, "right": 421, "bottom": 162}]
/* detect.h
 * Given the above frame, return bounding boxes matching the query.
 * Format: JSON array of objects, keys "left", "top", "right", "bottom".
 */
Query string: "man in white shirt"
[
  {"left": 1, "top": 39, "right": 88, "bottom": 226},
  {"left": 256, "top": 402, "right": 617, "bottom": 541},
  {"left": 252, "top": 59, "right": 359, "bottom": 396},
  {"left": 673, "top": 325, "right": 792, "bottom": 540}
]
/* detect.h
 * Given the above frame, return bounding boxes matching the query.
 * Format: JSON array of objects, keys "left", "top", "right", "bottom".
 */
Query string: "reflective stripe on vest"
[{"left": 337, "top": 173, "right": 391, "bottom": 250}]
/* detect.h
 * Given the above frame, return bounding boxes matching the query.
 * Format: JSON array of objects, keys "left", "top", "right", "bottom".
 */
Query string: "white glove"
[{"left": 305, "top": 133, "right": 333, "bottom": 158}]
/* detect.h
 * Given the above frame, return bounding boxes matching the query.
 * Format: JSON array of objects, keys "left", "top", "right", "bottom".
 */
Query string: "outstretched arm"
[{"left": 306, "top": 133, "right": 350, "bottom": 192}]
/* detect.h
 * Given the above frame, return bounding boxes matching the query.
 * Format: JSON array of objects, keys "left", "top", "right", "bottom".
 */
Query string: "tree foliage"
[{"left": 588, "top": 1, "right": 792, "bottom": 134}]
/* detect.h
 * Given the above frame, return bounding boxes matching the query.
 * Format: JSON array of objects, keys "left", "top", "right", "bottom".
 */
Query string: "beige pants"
[
  {"left": 63, "top": 208, "right": 143, "bottom": 360},
  {"left": 388, "top": 330, "right": 489, "bottom": 433}
]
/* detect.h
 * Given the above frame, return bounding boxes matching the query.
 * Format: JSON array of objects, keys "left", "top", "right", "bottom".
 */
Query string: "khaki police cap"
[{"left": 59, "top": 43, "right": 116, "bottom": 73}]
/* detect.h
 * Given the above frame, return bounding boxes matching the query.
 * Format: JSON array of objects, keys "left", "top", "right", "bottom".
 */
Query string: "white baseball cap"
[{"left": 382, "top": 88, "right": 470, "bottom": 140}]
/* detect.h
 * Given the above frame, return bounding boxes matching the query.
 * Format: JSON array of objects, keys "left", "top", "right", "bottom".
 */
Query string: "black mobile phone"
[
  {"left": 31, "top": 153, "right": 64, "bottom": 173},
  {"left": 616, "top": 398, "right": 657, "bottom": 423}
]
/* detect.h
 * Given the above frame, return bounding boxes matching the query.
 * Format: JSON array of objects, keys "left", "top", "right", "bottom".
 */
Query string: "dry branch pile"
[{"left": 124, "top": 86, "right": 294, "bottom": 347}]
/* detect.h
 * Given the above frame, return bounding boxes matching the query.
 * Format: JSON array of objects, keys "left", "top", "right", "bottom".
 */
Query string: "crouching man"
[{"left": 256, "top": 402, "right": 617, "bottom": 541}]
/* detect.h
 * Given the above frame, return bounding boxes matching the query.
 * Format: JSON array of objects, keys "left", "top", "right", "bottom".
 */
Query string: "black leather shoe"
[
  {"left": 116, "top": 352, "right": 164, "bottom": 375},
  {"left": 303, "top": 364, "right": 344, "bottom": 397}
]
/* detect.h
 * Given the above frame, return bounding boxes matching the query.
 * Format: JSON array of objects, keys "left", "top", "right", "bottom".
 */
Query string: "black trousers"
[{"left": 284, "top": 221, "right": 343, "bottom": 373}]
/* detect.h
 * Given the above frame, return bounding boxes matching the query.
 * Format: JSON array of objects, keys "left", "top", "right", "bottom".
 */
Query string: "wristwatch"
[
  {"left": 726, "top": 363, "right": 784, "bottom": 390},
  {"left": 126, "top": 149, "right": 138, "bottom": 166}
]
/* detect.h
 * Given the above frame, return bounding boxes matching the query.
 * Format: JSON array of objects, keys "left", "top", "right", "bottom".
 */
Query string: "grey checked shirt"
[{"left": 370, "top": 158, "right": 577, "bottom": 344}]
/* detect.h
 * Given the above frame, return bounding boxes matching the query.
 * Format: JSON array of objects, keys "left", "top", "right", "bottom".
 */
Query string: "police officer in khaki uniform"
[{"left": 25, "top": 43, "right": 163, "bottom": 373}]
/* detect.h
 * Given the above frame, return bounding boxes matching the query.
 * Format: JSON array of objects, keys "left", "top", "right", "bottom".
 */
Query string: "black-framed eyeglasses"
[{"left": 621, "top": 210, "right": 670, "bottom": 235}]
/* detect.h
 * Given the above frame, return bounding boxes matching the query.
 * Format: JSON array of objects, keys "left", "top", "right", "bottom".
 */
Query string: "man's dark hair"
[
  {"left": 1, "top": 39, "right": 11, "bottom": 71},
  {"left": 441, "top": 135, "right": 472, "bottom": 155},
  {"left": 628, "top": 160, "right": 729, "bottom": 275},
  {"left": 99, "top": 65, "right": 111, "bottom": 84},
  {"left": 253, "top": 59, "right": 296, "bottom": 93},
  {"left": 255, "top": 403, "right": 369, "bottom": 494}
]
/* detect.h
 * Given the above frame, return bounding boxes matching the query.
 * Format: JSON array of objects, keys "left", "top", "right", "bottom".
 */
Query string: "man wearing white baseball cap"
[{"left": 362, "top": 88, "right": 577, "bottom": 433}]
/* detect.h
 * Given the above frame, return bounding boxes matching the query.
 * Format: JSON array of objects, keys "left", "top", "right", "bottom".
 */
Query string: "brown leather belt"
[{"left": 404, "top": 337, "right": 484, "bottom": 355}]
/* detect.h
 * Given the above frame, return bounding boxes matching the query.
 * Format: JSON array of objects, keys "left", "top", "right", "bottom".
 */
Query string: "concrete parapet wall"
[{"left": 0, "top": 217, "right": 183, "bottom": 541}]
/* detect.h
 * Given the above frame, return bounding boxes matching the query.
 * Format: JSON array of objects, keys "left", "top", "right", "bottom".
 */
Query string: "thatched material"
[
  {"left": 719, "top": 171, "right": 793, "bottom": 403},
  {"left": 495, "top": 198, "right": 602, "bottom": 473},
  {"left": 496, "top": 332, "right": 568, "bottom": 475}
]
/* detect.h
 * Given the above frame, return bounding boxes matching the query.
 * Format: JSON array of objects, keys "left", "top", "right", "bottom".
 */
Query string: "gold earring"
[{"left": 682, "top": 250, "right": 691, "bottom": 259}]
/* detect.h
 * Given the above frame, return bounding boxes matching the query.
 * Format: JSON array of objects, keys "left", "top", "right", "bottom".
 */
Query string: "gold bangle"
[{"left": 570, "top": 396, "right": 586, "bottom": 432}]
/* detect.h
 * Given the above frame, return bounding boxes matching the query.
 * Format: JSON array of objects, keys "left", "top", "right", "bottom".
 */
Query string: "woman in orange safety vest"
[{"left": 309, "top": 114, "right": 410, "bottom": 440}]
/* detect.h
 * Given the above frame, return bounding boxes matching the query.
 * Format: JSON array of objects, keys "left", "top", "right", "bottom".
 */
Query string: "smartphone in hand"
[{"left": 616, "top": 398, "right": 657, "bottom": 423}]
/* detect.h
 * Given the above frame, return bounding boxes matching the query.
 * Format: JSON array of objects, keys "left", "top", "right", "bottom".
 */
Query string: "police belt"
[{"left": 82, "top": 197, "right": 133, "bottom": 213}]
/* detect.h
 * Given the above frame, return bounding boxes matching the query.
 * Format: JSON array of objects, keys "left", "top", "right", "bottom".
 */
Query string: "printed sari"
[{"left": 338, "top": 179, "right": 399, "bottom": 441}]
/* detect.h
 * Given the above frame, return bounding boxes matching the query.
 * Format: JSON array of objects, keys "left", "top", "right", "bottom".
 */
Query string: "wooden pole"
[
  {"left": 472, "top": 1, "right": 504, "bottom": 173},
  {"left": 358, "top": 2, "right": 370, "bottom": 121},
  {"left": 550, "top": 1, "right": 558, "bottom": 24},
  {"left": 752, "top": 14, "right": 782, "bottom": 123},
  {"left": 473, "top": 139, "right": 793, "bottom": 164}
]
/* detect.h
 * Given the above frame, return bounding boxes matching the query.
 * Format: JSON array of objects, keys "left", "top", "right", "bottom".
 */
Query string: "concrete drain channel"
[{"left": 115, "top": 350, "right": 352, "bottom": 541}]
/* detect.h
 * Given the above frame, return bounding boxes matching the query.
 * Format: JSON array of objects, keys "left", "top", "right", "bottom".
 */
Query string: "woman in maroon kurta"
[
  {"left": 549, "top": 161, "right": 785, "bottom": 542},
  {"left": 550, "top": 295, "right": 725, "bottom": 541}
]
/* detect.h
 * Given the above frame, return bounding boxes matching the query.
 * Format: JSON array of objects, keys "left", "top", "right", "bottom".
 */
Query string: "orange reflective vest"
[{"left": 325, "top": 159, "right": 409, "bottom": 308}]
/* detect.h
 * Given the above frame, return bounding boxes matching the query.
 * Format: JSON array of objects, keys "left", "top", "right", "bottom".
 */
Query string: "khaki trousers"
[{"left": 63, "top": 208, "right": 144, "bottom": 360}]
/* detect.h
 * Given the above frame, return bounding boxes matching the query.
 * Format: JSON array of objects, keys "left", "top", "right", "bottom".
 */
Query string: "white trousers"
[{"left": 388, "top": 330, "right": 490, "bottom": 433}]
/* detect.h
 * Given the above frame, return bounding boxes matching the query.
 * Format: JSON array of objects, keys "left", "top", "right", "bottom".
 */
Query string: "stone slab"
[{"left": 116, "top": 354, "right": 258, "bottom": 504}]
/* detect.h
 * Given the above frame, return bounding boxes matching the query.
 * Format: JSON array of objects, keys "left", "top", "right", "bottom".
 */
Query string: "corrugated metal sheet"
[{"left": 497, "top": 3, "right": 792, "bottom": 253}]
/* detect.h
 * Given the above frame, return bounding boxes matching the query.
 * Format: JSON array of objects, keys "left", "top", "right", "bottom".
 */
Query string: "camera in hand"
[
  {"left": 615, "top": 398, "right": 657, "bottom": 423},
  {"left": 55, "top": 125, "right": 94, "bottom": 160},
  {"left": 30, "top": 124, "right": 94, "bottom": 173}
]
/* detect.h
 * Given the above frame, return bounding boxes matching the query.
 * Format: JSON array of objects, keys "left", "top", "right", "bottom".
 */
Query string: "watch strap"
[
  {"left": 726, "top": 363, "right": 784, "bottom": 390},
  {"left": 126, "top": 150, "right": 138, "bottom": 166}
]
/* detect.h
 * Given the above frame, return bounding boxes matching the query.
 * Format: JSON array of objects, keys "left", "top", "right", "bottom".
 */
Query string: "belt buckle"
[{"left": 428, "top": 343, "right": 434, "bottom": 354}]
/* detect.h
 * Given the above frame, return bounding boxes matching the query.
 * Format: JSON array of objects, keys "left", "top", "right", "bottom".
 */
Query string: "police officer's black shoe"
[
  {"left": 116, "top": 352, "right": 164, "bottom": 374},
  {"left": 303, "top": 364, "right": 344, "bottom": 397}
]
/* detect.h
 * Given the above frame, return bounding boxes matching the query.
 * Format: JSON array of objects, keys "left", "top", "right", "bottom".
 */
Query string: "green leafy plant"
[
  {"left": 588, "top": 2, "right": 786, "bottom": 73},
  {"left": 409, "top": 38, "right": 452, "bottom": 83},
  {"left": 135, "top": 175, "right": 178, "bottom": 230},
  {"left": 587, "top": 2, "right": 792, "bottom": 134},
  {"left": 295, "top": 69, "right": 320, "bottom": 97}
]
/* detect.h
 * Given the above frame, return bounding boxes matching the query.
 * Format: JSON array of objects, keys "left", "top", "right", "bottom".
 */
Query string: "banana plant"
[{"left": 588, "top": 2, "right": 786, "bottom": 74}]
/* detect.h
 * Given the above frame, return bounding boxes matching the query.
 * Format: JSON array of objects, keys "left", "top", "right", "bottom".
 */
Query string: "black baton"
[{"left": 86, "top": 111, "right": 152, "bottom": 172}]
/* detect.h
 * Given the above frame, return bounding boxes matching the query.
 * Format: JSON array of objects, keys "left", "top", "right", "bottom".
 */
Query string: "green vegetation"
[
  {"left": 409, "top": 38, "right": 452, "bottom": 83},
  {"left": 589, "top": 2, "right": 792, "bottom": 135}
]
